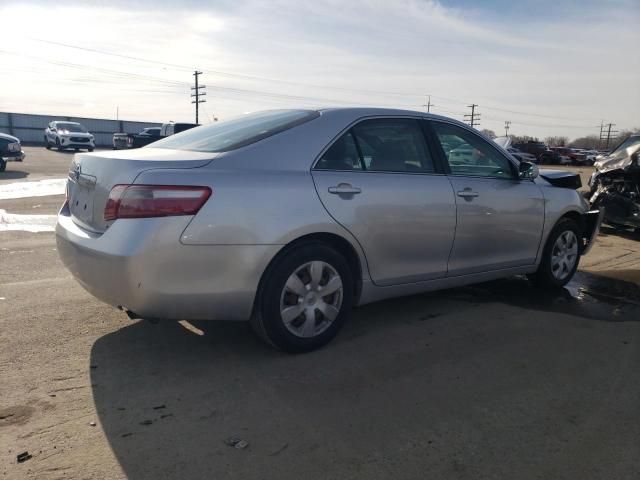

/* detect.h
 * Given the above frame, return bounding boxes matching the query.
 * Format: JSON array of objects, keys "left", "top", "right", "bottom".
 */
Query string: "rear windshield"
[
  {"left": 56, "top": 122, "right": 87, "bottom": 133},
  {"left": 151, "top": 109, "right": 320, "bottom": 153}
]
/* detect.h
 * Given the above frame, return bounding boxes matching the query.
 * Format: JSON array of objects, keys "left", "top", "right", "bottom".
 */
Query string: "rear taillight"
[{"left": 104, "top": 185, "right": 211, "bottom": 221}]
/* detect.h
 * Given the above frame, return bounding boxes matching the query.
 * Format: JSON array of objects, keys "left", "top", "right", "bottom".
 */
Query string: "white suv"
[{"left": 45, "top": 121, "right": 95, "bottom": 152}]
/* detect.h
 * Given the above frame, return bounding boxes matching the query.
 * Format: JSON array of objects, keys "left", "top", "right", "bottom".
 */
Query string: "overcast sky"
[{"left": 1, "top": 0, "right": 638, "bottom": 139}]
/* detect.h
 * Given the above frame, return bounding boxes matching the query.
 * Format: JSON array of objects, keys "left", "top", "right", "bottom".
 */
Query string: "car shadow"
[
  {"left": 599, "top": 225, "right": 640, "bottom": 242},
  {"left": 89, "top": 273, "right": 640, "bottom": 479},
  {"left": 0, "top": 169, "right": 29, "bottom": 180}
]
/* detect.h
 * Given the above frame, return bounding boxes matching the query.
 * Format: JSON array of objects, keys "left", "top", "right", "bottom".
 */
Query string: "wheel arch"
[
  {"left": 253, "top": 232, "right": 364, "bottom": 318},
  {"left": 558, "top": 209, "right": 586, "bottom": 234}
]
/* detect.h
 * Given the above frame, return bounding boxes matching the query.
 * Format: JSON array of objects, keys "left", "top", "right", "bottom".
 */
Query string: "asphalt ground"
[{"left": 1, "top": 147, "right": 639, "bottom": 479}]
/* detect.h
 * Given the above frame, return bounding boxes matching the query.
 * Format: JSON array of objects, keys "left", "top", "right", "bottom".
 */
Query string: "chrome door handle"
[
  {"left": 457, "top": 189, "right": 479, "bottom": 198},
  {"left": 328, "top": 183, "right": 362, "bottom": 195}
]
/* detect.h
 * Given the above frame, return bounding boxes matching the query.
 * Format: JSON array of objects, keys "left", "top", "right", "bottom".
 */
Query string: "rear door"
[
  {"left": 427, "top": 120, "right": 545, "bottom": 276},
  {"left": 312, "top": 117, "right": 456, "bottom": 286}
]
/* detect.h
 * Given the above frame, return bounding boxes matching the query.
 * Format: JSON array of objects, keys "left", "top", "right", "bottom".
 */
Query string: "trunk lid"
[{"left": 67, "top": 148, "right": 216, "bottom": 233}]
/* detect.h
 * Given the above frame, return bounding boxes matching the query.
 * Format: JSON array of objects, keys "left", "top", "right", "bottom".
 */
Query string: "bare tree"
[
  {"left": 480, "top": 129, "right": 496, "bottom": 138},
  {"left": 569, "top": 135, "right": 601, "bottom": 149},
  {"left": 545, "top": 136, "right": 569, "bottom": 147}
]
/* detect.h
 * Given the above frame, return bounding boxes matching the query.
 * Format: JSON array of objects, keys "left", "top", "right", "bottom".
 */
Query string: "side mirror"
[{"left": 519, "top": 161, "right": 539, "bottom": 180}]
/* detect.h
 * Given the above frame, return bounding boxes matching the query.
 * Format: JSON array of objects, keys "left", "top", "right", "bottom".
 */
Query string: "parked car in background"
[
  {"left": 113, "top": 127, "right": 162, "bottom": 150},
  {"left": 57, "top": 108, "right": 602, "bottom": 352},
  {"left": 160, "top": 122, "right": 198, "bottom": 137},
  {"left": 567, "top": 148, "right": 588, "bottom": 165},
  {"left": 513, "top": 141, "right": 554, "bottom": 163},
  {"left": 507, "top": 147, "right": 537, "bottom": 163},
  {"left": 493, "top": 137, "right": 539, "bottom": 163},
  {"left": 550, "top": 147, "right": 574, "bottom": 165},
  {"left": 583, "top": 149, "right": 598, "bottom": 165},
  {"left": 0, "top": 132, "right": 25, "bottom": 172},
  {"left": 45, "top": 121, "right": 95, "bottom": 152}
]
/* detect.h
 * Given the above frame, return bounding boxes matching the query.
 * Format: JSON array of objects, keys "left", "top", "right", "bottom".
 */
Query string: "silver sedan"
[{"left": 56, "top": 108, "right": 602, "bottom": 352}]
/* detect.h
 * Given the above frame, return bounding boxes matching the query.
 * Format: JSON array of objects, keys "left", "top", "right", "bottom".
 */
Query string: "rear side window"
[
  {"left": 152, "top": 110, "right": 319, "bottom": 152},
  {"left": 315, "top": 132, "right": 363, "bottom": 170},
  {"left": 315, "top": 118, "right": 435, "bottom": 173}
]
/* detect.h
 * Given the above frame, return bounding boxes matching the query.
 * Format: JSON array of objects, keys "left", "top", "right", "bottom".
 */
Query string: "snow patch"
[
  {"left": 0, "top": 209, "right": 57, "bottom": 233},
  {"left": 0, "top": 179, "right": 67, "bottom": 200}
]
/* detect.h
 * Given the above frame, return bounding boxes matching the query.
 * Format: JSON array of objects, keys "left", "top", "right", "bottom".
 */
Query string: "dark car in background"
[
  {"left": 112, "top": 123, "right": 197, "bottom": 150},
  {"left": 0, "top": 132, "right": 25, "bottom": 172},
  {"left": 159, "top": 122, "right": 198, "bottom": 137},
  {"left": 513, "top": 141, "right": 554, "bottom": 163},
  {"left": 507, "top": 147, "right": 537, "bottom": 163},
  {"left": 113, "top": 127, "right": 162, "bottom": 150},
  {"left": 554, "top": 147, "right": 587, "bottom": 165}
]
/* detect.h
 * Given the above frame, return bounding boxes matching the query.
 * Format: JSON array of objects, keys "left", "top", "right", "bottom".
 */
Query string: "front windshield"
[
  {"left": 151, "top": 109, "right": 320, "bottom": 152},
  {"left": 56, "top": 122, "right": 87, "bottom": 133}
]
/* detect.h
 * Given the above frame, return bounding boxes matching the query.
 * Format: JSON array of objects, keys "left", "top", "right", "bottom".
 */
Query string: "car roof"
[
  {"left": 53, "top": 120, "right": 82, "bottom": 125},
  {"left": 315, "top": 107, "right": 478, "bottom": 131}
]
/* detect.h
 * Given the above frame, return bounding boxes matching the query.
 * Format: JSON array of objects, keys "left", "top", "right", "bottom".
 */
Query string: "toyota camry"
[{"left": 56, "top": 108, "right": 602, "bottom": 352}]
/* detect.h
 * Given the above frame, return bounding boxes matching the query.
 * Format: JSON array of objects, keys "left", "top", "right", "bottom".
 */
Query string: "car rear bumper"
[{"left": 56, "top": 206, "right": 281, "bottom": 321}]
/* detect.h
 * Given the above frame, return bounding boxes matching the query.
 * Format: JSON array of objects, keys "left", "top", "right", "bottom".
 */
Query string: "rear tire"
[
  {"left": 88, "top": 148, "right": 94, "bottom": 152},
  {"left": 0, "top": 160, "right": 6, "bottom": 172},
  {"left": 251, "top": 243, "right": 354, "bottom": 353},
  {"left": 528, "top": 218, "right": 581, "bottom": 288}
]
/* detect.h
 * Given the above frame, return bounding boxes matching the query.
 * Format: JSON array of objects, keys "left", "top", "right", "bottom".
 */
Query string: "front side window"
[
  {"left": 315, "top": 118, "right": 435, "bottom": 173},
  {"left": 152, "top": 109, "right": 319, "bottom": 152},
  {"left": 431, "top": 122, "right": 515, "bottom": 179}
]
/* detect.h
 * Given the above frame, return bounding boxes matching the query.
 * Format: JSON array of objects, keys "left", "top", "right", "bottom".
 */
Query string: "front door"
[
  {"left": 428, "top": 121, "right": 545, "bottom": 276},
  {"left": 312, "top": 118, "right": 456, "bottom": 286}
]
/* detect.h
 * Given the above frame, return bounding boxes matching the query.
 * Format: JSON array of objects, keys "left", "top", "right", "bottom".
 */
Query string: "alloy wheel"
[
  {"left": 279, "top": 261, "right": 343, "bottom": 338},
  {"left": 551, "top": 230, "right": 578, "bottom": 280}
]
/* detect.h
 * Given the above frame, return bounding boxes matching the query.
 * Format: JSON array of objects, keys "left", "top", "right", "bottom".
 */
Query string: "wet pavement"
[{"left": 440, "top": 272, "right": 640, "bottom": 323}]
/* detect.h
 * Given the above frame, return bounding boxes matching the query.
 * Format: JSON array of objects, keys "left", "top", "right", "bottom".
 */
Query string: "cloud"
[{"left": 0, "top": 0, "right": 638, "bottom": 138}]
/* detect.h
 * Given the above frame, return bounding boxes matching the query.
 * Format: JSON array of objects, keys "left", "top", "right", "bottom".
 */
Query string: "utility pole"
[
  {"left": 604, "top": 123, "right": 618, "bottom": 149},
  {"left": 504, "top": 120, "right": 511, "bottom": 137},
  {"left": 422, "top": 95, "right": 434, "bottom": 113},
  {"left": 191, "top": 70, "right": 206, "bottom": 124},
  {"left": 464, "top": 104, "right": 481, "bottom": 128},
  {"left": 598, "top": 121, "right": 605, "bottom": 149}
]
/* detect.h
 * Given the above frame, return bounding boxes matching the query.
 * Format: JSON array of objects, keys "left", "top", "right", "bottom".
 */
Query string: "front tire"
[
  {"left": 251, "top": 243, "right": 354, "bottom": 353},
  {"left": 0, "top": 160, "right": 6, "bottom": 172},
  {"left": 528, "top": 218, "right": 581, "bottom": 288},
  {"left": 45, "top": 136, "right": 51, "bottom": 150},
  {"left": 56, "top": 138, "right": 64, "bottom": 151}
]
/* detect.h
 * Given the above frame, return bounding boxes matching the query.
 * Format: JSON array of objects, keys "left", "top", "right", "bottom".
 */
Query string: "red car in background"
[{"left": 553, "top": 147, "right": 588, "bottom": 165}]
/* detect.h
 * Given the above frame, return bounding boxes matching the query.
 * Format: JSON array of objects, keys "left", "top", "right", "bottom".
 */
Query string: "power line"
[{"left": 24, "top": 38, "right": 605, "bottom": 125}]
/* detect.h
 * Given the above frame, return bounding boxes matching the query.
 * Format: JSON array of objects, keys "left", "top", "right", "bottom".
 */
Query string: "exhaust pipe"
[{"left": 120, "top": 306, "right": 159, "bottom": 324}]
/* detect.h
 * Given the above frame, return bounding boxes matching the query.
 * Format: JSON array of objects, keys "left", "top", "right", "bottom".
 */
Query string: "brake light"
[{"left": 104, "top": 185, "right": 211, "bottom": 221}]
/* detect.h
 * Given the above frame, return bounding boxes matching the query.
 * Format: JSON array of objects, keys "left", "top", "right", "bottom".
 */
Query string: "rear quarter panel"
[{"left": 134, "top": 166, "right": 370, "bottom": 277}]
